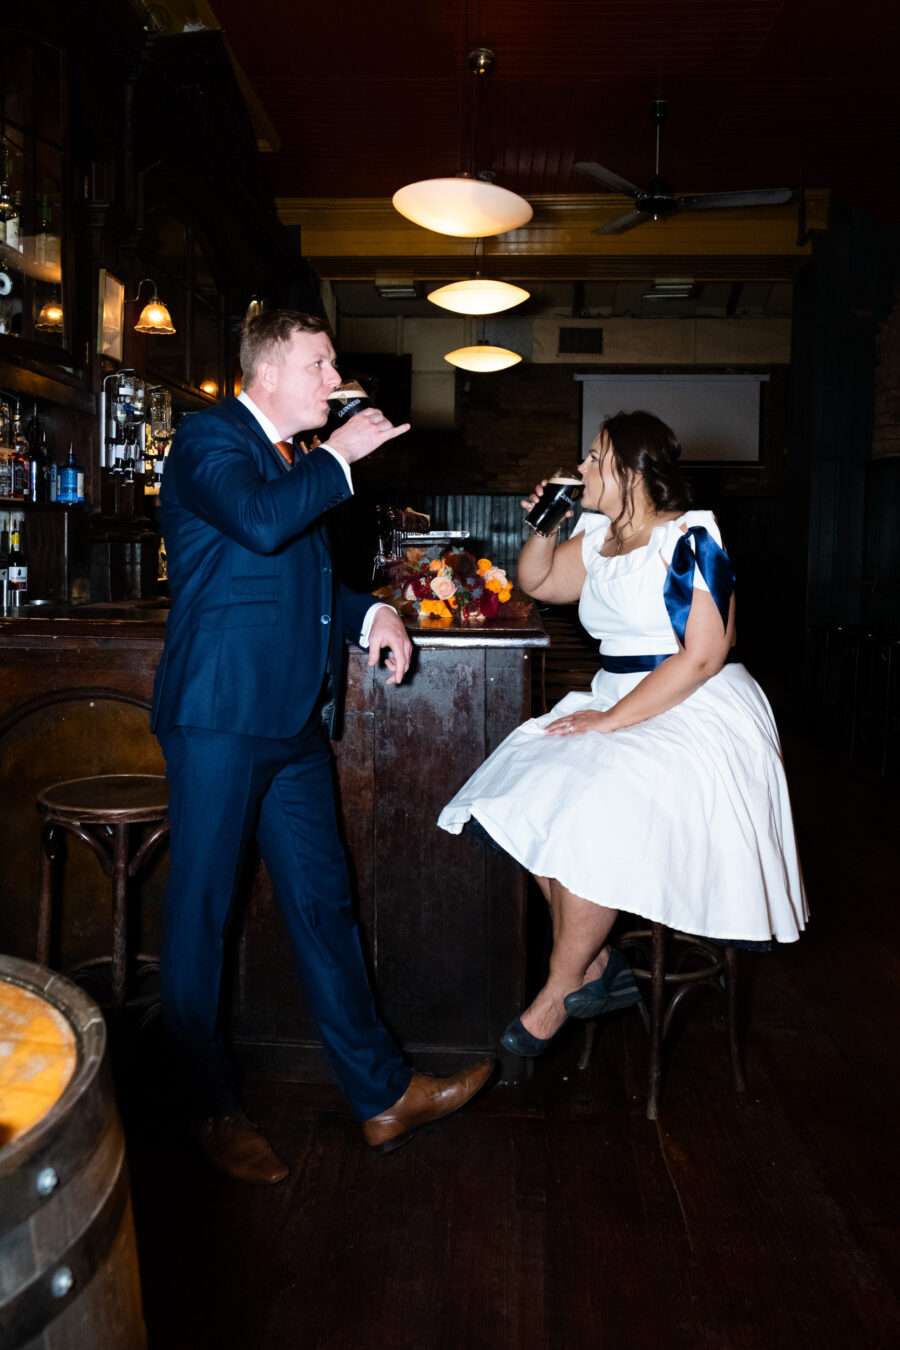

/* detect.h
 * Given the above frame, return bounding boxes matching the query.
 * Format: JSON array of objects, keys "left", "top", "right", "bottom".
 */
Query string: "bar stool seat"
[
  {"left": 36, "top": 774, "right": 170, "bottom": 1018},
  {"left": 578, "top": 922, "right": 746, "bottom": 1120}
]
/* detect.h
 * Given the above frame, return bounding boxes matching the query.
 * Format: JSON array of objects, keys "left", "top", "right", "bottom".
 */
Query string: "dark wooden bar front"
[{"left": 0, "top": 607, "right": 547, "bottom": 1085}]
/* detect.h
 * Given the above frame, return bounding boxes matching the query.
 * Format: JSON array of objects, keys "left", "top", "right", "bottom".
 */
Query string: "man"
[{"left": 152, "top": 310, "right": 492, "bottom": 1183}]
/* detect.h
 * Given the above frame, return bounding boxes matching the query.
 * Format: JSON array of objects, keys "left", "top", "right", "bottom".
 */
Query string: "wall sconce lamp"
[{"left": 131, "top": 278, "right": 176, "bottom": 335}]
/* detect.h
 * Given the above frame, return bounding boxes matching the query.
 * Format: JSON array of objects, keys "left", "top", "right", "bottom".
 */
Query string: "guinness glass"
[
  {"left": 326, "top": 379, "right": 370, "bottom": 425},
  {"left": 525, "top": 471, "right": 584, "bottom": 537}
]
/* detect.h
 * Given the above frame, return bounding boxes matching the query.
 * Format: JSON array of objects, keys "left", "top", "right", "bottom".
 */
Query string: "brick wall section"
[{"left": 353, "top": 363, "right": 582, "bottom": 499}]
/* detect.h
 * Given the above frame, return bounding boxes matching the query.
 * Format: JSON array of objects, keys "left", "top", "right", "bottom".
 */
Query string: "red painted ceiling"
[{"left": 207, "top": 0, "right": 900, "bottom": 221}]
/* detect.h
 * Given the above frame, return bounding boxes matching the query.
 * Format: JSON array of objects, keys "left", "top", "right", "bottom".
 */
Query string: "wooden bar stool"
[
  {"left": 578, "top": 923, "right": 745, "bottom": 1120},
  {"left": 36, "top": 775, "right": 170, "bottom": 1018}
]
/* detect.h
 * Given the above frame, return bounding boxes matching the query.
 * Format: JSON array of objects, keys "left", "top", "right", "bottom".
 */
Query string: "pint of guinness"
[
  {"left": 525, "top": 471, "right": 584, "bottom": 537},
  {"left": 326, "top": 379, "right": 370, "bottom": 425}
]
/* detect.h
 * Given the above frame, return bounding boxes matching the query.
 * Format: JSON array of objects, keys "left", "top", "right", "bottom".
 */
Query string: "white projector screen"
[{"left": 575, "top": 373, "right": 767, "bottom": 463}]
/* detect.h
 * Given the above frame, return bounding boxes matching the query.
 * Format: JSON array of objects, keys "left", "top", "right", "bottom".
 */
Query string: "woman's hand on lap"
[{"left": 545, "top": 710, "right": 612, "bottom": 736}]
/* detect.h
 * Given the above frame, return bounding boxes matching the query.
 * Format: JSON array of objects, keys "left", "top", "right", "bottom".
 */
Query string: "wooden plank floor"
[{"left": 123, "top": 732, "right": 900, "bottom": 1350}]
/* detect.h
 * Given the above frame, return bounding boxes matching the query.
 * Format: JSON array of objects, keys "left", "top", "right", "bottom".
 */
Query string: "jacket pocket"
[{"left": 197, "top": 600, "right": 278, "bottom": 630}]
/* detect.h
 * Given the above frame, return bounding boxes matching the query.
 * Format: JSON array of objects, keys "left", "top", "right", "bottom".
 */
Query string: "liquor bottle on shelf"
[
  {"left": 11, "top": 408, "right": 28, "bottom": 499},
  {"left": 59, "top": 444, "right": 79, "bottom": 504},
  {"left": 7, "top": 518, "right": 27, "bottom": 605},
  {"left": 34, "top": 195, "right": 60, "bottom": 270},
  {"left": 29, "top": 432, "right": 49, "bottom": 503},
  {"left": 0, "top": 449, "right": 12, "bottom": 497},
  {"left": 48, "top": 455, "right": 59, "bottom": 502}
]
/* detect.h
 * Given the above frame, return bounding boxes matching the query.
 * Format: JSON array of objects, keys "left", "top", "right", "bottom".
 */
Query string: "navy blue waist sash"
[{"left": 600, "top": 652, "right": 673, "bottom": 673}]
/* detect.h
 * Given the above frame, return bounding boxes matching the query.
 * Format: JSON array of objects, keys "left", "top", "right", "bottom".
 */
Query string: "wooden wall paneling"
[{"left": 370, "top": 646, "right": 490, "bottom": 1052}]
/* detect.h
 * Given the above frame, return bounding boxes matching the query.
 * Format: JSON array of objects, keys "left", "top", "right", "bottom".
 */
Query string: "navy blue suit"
[{"left": 152, "top": 397, "right": 410, "bottom": 1119}]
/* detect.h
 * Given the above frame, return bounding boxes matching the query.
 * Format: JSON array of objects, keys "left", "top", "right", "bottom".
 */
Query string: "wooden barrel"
[{"left": 0, "top": 956, "right": 146, "bottom": 1349}]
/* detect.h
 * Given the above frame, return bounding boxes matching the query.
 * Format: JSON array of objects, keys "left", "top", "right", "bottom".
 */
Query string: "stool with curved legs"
[
  {"left": 577, "top": 923, "right": 746, "bottom": 1120},
  {"left": 36, "top": 774, "right": 170, "bottom": 1020}
]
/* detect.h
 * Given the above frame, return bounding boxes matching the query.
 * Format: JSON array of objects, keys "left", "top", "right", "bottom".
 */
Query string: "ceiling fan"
[{"left": 573, "top": 100, "right": 793, "bottom": 235}]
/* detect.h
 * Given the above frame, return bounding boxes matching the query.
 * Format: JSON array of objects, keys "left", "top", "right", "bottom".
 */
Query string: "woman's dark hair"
[{"left": 598, "top": 410, "right": 692, "bottom": 543}]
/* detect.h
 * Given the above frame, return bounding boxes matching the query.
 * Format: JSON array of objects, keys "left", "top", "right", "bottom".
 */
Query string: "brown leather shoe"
[
  {"left": 363, "top": 1058, "right": 494, "bottom": 1154},
  {"left": 190, "top": 1107, "right": 289, "bottom": 1184}
]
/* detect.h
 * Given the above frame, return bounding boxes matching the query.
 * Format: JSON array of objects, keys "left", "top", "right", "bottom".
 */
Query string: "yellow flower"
[
  {"left": 477, "top": 558, "right": 492, "bottom": 575},
  {"left": 486, "top": 578, "right": 503, "bottom": 593},
  {"left": 499, "top": 587, "right": 512, "bottom": 602},
  {"left": 420, "top": 599, "right": 452, "bottom": 620}
]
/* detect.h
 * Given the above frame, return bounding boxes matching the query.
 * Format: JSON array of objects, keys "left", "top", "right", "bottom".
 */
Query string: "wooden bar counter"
[{"left": 0, "top": 603, "right": 547, "bottom": 1083}]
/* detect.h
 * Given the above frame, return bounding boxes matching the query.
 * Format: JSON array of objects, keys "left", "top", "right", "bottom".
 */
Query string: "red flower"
[{"left": 479, "top": 590, "right": 500, "bottom": 617}]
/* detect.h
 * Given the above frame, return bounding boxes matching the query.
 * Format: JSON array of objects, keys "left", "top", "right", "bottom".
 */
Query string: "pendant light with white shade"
[
  {"left": 393, "top": 49, "right": 532, "bottom": 239},
  {"left": 444, "top": 340, "right": 522, "bottom": 373},
  {"left": 428, "top": 236, "right": 530, "bottom": 316},
  {"left": 429, "top": 277, "right": 529, "bottom": 315}
]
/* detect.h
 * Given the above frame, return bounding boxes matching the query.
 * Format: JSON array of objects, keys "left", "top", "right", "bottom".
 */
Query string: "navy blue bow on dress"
[{"left": 662, "top": 526, "right": 734, "bottom": 647}]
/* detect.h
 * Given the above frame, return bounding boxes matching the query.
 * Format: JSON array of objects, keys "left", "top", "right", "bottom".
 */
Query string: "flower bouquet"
[{"left": 376, "top": 549, "right": 531, "bottom": 626}]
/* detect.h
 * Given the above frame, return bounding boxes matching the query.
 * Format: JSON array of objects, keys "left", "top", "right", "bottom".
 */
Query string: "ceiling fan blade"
[
  {"left": 676, "top": 188, "right": 794, "bottom": 212},
  {"left": 593, "top": 210, "right": 647, "bottom": 236},
  {"left": 573, "top": 162, "right": 641, "bottom": 198}
]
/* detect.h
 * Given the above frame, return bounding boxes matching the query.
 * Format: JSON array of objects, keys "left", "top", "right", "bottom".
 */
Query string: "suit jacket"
[{"left": 151, "top": 396, "right": 373, "bottom": 739}]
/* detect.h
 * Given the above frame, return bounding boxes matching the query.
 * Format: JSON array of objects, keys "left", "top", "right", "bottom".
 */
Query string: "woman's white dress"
[{"left": 437, "top": 510, "right": 807, "bottom": 943}]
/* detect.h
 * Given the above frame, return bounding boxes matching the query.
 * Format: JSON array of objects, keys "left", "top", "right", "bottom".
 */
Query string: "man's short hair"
[{"left": 239, "top": 310, "right": 332, "bottom": 386}]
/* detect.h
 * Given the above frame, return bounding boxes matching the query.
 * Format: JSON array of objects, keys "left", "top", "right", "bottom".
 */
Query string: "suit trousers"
[{"left": 157, "top": 722, "right": 411, "bottom": 1121}]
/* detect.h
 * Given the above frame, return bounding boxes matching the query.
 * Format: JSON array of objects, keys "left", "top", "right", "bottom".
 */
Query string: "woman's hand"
[
  {"left": 520, "top": 479, "right": 549, "bottom": 514},
  {"left": 545, "top": 709, "right": 613, "bottom": 736},
  {"left": 519, "top": 479, "right": 574, "bottom": 526}
]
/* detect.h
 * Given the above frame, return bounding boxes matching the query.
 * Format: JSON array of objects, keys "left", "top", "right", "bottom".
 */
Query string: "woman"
[{"left": 438, "top": 411, "right": 807, "bottom": 1056}]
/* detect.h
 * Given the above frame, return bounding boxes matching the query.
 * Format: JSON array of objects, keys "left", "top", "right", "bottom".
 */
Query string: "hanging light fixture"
[
  {"left": 131, "top": 278, "right": 176, "bottom": 335},
  {"left": 35, "top": 295, "right": 64, "bottom": 331},
  {"left": 444, "top": 340, "right": 522, "bottom": 373},
  {"left": 393, "top": 49, "right": 532, "bottom": 238},
  {"left": 429, "top": 277, "right": 529, "bottom": 316},
  {"left": 428, "top": 239, "right": 529, "bottom": 315}
]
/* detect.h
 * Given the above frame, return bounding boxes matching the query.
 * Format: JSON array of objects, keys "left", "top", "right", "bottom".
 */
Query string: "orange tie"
[{"left": 275, "top": 439, "right": 295, "bottom": 464}]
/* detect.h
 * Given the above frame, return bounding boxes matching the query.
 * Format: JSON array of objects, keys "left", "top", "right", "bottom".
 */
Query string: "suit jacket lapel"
[{"left": 224, "top": 397, "right": 292, "bottom": 474}]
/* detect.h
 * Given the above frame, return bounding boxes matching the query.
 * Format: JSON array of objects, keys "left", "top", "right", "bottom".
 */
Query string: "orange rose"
[
  {"left": 486, "top": 578, "right": 503, "bottom": 593},
  {"left": 477, "top": 558, "right": 492, "bottom": 575},
  {"left": 499, "top": 587, "right": 512, "bottom": 602},
  {"left": 429, "top": 558, "right": 444, "bottom": 572}
]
